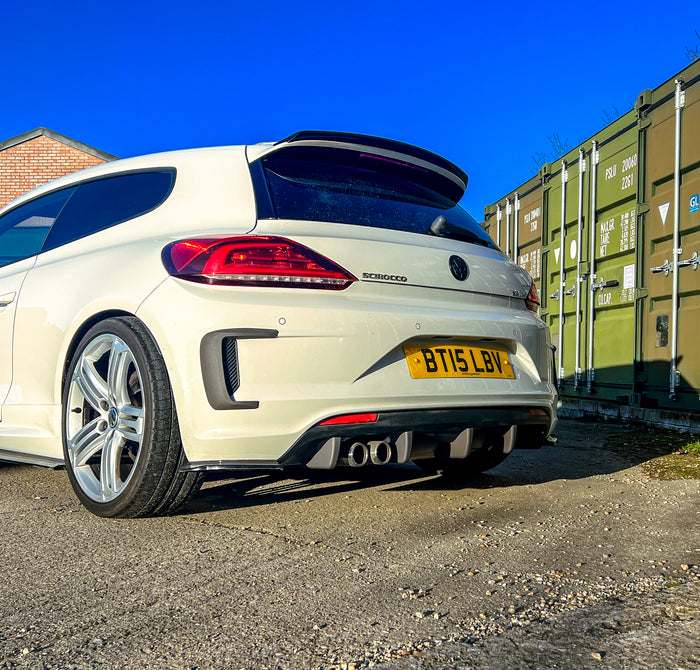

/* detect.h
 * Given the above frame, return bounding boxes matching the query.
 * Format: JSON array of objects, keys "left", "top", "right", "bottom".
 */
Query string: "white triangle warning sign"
[
  {"left": 554, "top": 247, "right": 561, "bottom": 264},
  {"left": 659, "top": 202, "right": 670, "bottom": 226}
]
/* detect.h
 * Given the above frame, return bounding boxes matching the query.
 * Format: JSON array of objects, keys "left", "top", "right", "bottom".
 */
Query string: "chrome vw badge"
[{"left": 448, "top": 255, "right": 469, "bottom": 281}]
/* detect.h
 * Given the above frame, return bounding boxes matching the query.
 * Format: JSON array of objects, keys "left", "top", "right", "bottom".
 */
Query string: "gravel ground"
[{"left": 0, "top": 418, "right": 698, "bottom": 669}]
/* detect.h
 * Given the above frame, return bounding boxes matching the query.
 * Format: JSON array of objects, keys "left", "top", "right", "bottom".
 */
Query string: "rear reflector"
[
  {"left": 162, "top": 236, "right": 356, "bottom": 290},
  {"left": 318, "top": 413, "right": 378, "bottom": 426}
]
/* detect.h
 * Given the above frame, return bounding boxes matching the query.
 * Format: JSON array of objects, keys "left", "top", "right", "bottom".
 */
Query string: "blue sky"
[{"left": 2, "top": 0, "right": 698, "bottom": 216}]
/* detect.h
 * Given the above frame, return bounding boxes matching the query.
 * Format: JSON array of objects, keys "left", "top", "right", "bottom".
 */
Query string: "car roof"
[
  {"left": 0, "top": 145, "right": 248, "bottom": 216},
  {"left": 1, "top": 132, "right": 469, "bottom": 215}
]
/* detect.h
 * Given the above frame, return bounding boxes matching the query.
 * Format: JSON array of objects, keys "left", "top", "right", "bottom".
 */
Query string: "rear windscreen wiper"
[{"left": 428, "top": 215, "right": 491, "bottom": 248}]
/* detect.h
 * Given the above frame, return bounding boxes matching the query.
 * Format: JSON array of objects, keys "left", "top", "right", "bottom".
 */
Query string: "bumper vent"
[
  {"left": 222, "top": 337, "right": 240, "bottom": 397},
  {"left": 200, "top": 328, "right": 277, "bottom": 410}
]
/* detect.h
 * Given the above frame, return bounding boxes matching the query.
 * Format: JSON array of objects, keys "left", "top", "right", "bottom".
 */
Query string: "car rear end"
[{"left": 148, "top": 132, "right": 557, "bottom": 470}]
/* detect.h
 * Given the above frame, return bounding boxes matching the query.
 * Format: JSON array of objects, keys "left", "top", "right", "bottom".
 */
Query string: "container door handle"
[
  {"left": 678, "top": 251, "right": 698, "bottom": 270},
  {"left": 591, "top": 277, "right": 619, "bottom": 291},
  {"left": 0, "top": 292, "right": 16, "bottom": 307},
  {"left": 651, "top": 252, "right": 697, "bottom": 275},
  {"left": 650, "top": 259, "right": 672, "bottom": 276}
]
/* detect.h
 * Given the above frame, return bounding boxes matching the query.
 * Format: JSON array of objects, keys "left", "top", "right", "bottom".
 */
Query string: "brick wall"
[{"left": 0, "top": 135, "right": 108, "bottom": 209}]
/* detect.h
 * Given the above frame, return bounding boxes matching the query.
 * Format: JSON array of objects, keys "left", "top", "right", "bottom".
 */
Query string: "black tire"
[{"left": 62, "top": 316, "right": 202, "bottom": 518}]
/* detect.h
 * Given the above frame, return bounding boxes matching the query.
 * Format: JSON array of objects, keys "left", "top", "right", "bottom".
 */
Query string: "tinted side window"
[
  {"left": 42, "top": 170, "right": 174, "bottom": 252},
  {"left": 0, "top": 189, "right": 75, "bottom": 269}
]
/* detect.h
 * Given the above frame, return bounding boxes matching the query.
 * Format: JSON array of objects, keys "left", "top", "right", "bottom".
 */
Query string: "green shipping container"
[
  {"left": 639, "top": 64, "right": 700, "bottom": 411},
  {"left": 484, "top": 59, "right": 700, "bottom": 413}
]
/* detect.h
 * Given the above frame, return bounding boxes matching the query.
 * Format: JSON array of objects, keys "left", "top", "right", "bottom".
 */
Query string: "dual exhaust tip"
[{"left": 341, "top": 440, "right": 392, "bottom": 467}]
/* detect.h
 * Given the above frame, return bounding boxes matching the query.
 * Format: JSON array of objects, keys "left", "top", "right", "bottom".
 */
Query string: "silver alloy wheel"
[{"left": 65, "top": 334, "right": 145, "bottom": 502}]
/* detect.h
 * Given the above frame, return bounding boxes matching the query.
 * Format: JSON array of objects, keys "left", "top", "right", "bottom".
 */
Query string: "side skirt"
[{"left": 0, "top": 449, "right": 64, "bottom": 469}]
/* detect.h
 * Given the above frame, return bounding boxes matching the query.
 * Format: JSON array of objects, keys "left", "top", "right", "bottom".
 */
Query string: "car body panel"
[
  {"left": 0, "top": 146, "right": 257, "bottom": 460},
  {"left": 135, "top": 272, "right": 554, "bottom": 464},
  {"left": 0, "top": 257, "right": 35, "bottom": 415}
]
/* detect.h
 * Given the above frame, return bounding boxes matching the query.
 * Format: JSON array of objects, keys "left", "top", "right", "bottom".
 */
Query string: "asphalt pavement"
[{"left": 0, "top": 419, "right": 698, "bottom": 669}]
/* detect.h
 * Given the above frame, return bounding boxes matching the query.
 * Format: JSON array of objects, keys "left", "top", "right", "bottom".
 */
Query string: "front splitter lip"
[{"left": 181, "top": 405, "right": 554, "bottom": 471}]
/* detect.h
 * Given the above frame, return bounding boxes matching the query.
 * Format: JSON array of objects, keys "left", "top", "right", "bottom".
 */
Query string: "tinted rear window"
[
  {"left": 251, "top": 146, "right": 493, "bottom": 248},
  {"left": 42, "top": 170, "right": 174, "bottom": 252}
]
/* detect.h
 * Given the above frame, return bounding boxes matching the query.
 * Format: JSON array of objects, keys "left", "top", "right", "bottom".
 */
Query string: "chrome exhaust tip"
[
  {"left": 368, "top": 440, "right": 392, "bottom": 465},
  {"left": 344, "top": 442, "right": 369, "bottom": 468}
]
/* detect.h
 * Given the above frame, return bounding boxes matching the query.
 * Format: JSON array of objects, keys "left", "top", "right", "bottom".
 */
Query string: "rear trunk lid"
[{"left": 246, "top": 132, "right": 533, "bottom": 301}]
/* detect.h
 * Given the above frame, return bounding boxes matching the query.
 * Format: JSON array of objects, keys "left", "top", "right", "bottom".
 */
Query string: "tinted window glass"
[
  {"left": 42, "top": 170, "right": 174, "bottom": 252},
  {"left": 0, "top": 189, "right": 75, "bottom": 269},
  {"left": 253, "top": 147, "right": 493, "bottom": 248}
]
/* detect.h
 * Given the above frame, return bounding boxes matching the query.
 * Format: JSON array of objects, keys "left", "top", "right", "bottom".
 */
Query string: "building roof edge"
[{"left": 0, "top": 127, "right": 118, "bottom": 161}]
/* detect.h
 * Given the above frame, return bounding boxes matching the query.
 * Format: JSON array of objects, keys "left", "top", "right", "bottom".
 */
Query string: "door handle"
[{"left": 0, "top": 292, "right": 16, "bottom": 307}]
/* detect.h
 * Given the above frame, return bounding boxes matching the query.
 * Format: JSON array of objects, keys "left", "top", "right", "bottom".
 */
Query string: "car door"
[
  {"left": 0, "top": 189, "right": 75, "bottom": 417},
  {"left": 0, "top": 260, "right": 35, "bottom": 414}
]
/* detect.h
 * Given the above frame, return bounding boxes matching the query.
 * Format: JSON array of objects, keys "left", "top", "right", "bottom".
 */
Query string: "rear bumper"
[
  {"left": 180, "top": 405, "right": 554, "bottom": 471},
  {"left": 137, "top": 277, "right": 557, "bottom": 465}
]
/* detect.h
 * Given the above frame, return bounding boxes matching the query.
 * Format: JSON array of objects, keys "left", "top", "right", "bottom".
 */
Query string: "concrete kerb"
[{"left": 559, "top": 399, "right": 700, "bottom": 434}]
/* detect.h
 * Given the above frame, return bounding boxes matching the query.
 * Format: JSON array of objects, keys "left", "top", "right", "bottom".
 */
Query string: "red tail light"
[
  {"left": 525, "top": 281, "right": 540, "bottom": 312},
  {"left": 162, "top": 236, "right": 356, "bottom": 290},
  {"left": 318, "top": 413, "right": 378, "bottom": 426}
]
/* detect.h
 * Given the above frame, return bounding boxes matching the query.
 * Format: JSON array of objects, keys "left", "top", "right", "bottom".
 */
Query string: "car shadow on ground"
[
  {"left": 177, "top": 419, "right": 657, "bottom": 515},
  {"left": 0, "top": 418, "right": 688, "bottom": 516}
]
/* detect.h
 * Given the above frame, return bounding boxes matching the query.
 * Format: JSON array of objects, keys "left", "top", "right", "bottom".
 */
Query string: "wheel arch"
[{"left": 61, "top": 310, "right": 144, "bottom": 395}]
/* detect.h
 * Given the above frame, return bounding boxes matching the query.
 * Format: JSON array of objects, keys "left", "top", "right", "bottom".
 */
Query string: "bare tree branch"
[
  {"left": 686, "top": 29, "right": 700, "bottom": 62},
  {"left": 548, "top": 134, "right": 569, "bottom": 160},
  {"left": 601, "top": 106, "right": 621, "bottom": 125},
  {"left": 531, "top": 151, "right": 547, "bottom": 174}
]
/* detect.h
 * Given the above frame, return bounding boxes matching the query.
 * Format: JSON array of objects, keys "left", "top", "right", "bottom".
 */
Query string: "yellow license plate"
[{"left": 403, "top": 343, "right": 515, "bottom": 379}]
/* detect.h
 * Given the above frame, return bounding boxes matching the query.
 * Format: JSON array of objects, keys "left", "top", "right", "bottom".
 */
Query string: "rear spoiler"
[{"left": 276, "top": 130, "right": 468, "bottom": 196}]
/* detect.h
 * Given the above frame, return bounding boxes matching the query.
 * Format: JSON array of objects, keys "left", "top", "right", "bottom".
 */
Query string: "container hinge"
[
  {"left": 637, "top": 116, "right": 652, "bottom": 129},
  {"left": 675, "top": 79, "right": 686, "bottom": 110},
  {"left": 636, "top": 202, "right": 650, "bottom": 216},
  {"left": 635, "top": 287, "right": 649, "bottom": 300}
]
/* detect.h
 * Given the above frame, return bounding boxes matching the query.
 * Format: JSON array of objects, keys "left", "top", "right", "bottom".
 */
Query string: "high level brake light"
[{"left": 162, "top": 236, "right": 356, "bottom": 290}]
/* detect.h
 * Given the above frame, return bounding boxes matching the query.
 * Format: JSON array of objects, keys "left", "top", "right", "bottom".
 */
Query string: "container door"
[
  {"left": 545, "top": 153, "right": 589, "bottom": 393},
  {"left": 642, "top": 70, "right": 700, "bottom": 410},
  {"left": 516, "top": 181, "right": 544, "bottom": 300},
  {"left": 585, "top": 118, "right": 640, "bottom": 402}
]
